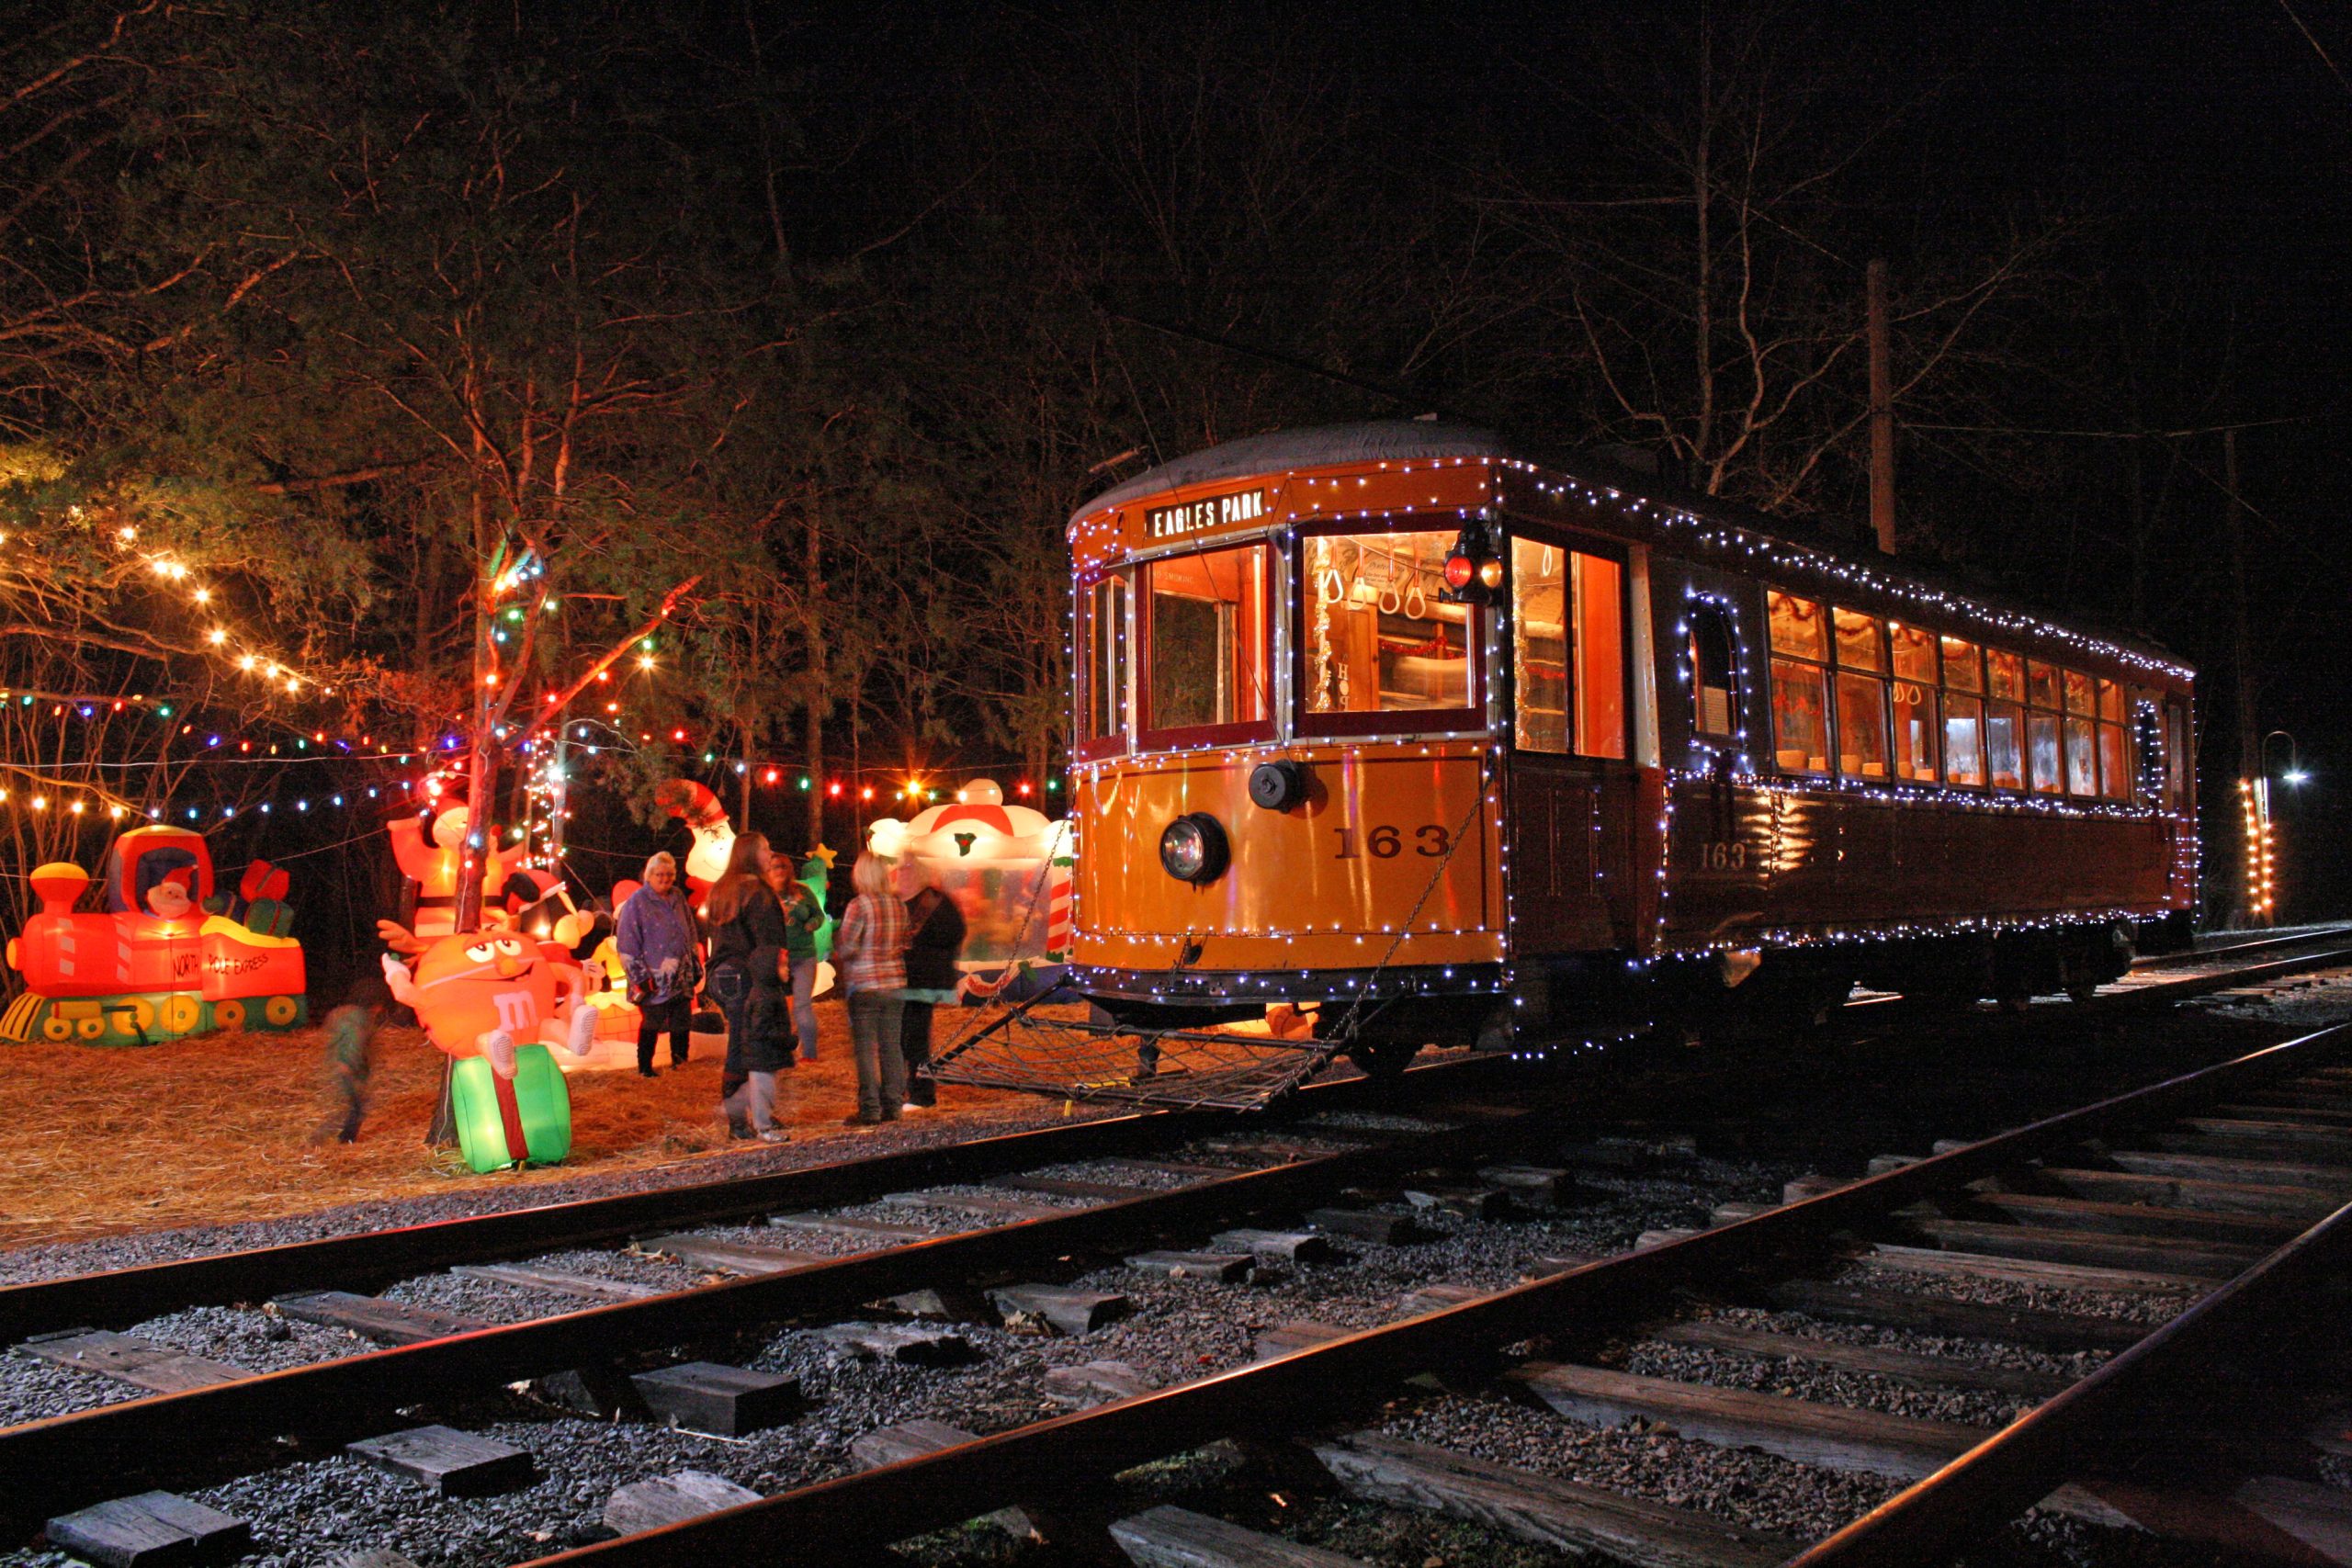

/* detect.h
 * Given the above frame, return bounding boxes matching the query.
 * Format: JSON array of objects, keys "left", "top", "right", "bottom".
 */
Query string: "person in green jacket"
[{"left": 769, "top": 853, "right": 828, "bottom": 1063}]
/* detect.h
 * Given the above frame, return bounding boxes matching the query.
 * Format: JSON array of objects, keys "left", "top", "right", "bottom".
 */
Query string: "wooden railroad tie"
[
  {"left": 271, "top": 1292, "right": 489, "bottom": 1347},
  {"left": 1642, "top": 1320, "right": 2070, "bottom": 1400},
  {"left": 19, "top": 1329, "right": 248, "bottom": 1394},
  {"left": 448, "top": 1262, "right": 667, "bottom": 1302},
  {"left": 1253, "top": 1321, "right": 1352, "bottom": 1361},
  {"left": 1110, "top": 1504, "right": 1373, "bottom": 1568},
  {"left": 1125, "top": 1249, "right": 1256, "bottom": 1281},
  {"left": 1211, "top": 1228, "right": 1331, "bottom": 1263},
  {"left": 44, "top": 1492, "right": 251, "bottom": 1568},
  {"left": 851, "top": 1420, "right": 1032, "bottom": 1538},
  {"left": 604, "top": 1471, "right": 760, "bottom": 1538},
  {"left": 632, "top": 1235, "right": 827, "bottom": 1274},
  {"left": 1761, "top": 1280, "right": 2146, "bottom": 1354},
  {"left": 1313, "top": 1430, "right": 1794, "bottom": 1568},
  {"left": 768, "top": 1213, "right": 937, "bottom": 1245},
  {"left": 819, "top": 1323, "right": 979, "bottom": 1365},
  {"left": 879, "top": 1189, "right": 1069, "bottom": 1223},
  {"left": 990, "top": 1172, "right": 1162, "bottom": 1201},
  {"left": 1305, "top": 1208, "right": 1419, "bottom": 1245},
  {"left": 629, "top": 1362, "right": 802, "bottom": 1437},
  {"left": 345, "top": 1425, "right": 534, "bottom": 1496},
  {"left": 987, "top": 1284, "right": 1131, "bottom": 1335},
  {"left": 1042, "top": 1359, "right": 1156, "bottom": 1408}
]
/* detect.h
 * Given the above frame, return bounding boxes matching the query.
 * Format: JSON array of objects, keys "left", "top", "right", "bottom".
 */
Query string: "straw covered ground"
[{"left": 0, "top": 1004, "right": 1036, "bottom": 1250}]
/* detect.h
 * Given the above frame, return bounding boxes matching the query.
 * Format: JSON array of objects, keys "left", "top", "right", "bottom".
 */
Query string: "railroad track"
[
  {"left": 503, "top": 1019, "right": 2352, "bottom": 1568},
  {"left": 4, "top": 947, "right": 2348, "bottom": 1565}
]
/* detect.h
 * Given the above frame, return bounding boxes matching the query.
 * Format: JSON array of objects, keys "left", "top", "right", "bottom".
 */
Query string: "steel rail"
[
  {"left": 1788, "top": 1201, "right": 2352, "bottom": 1565},
  {"left": 0, "top": 1097, "right": 1537, "bottom": 1532},
  {"left": 0, "top": 1052, "right": 1506, "bottom": 1347},
  {"left": 513, "top": 1020, "right": 2352, "bottom": 1567},
  {"left": 1, "top": 943, "right": 2336, "bottom": 1350},
  {"left": 2129, "top": 921, "right": 2352, "bottom": 970}
]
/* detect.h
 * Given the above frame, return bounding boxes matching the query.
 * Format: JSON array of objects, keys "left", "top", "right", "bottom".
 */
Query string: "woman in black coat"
[
  {"left": 896, "top": 863, "right": 966, "bottom": 1111},
  {"left": 704, "top": 832, "right": 791, "bottom": 1143}
]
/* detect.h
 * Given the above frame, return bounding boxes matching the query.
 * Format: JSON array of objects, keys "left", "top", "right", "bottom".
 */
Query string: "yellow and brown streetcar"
[{"left": 932, "top": 423, "right": 2196, "bottom": 1109}]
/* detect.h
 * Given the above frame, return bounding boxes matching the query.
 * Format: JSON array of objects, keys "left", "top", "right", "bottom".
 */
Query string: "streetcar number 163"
[{"left": 1334, "top": 825, "right": 1451, "bottom": 859}]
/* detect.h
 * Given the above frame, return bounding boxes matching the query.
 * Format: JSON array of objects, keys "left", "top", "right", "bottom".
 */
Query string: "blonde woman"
[{"left": 830, "top": 852, "right": 909, "bottom": 1124}]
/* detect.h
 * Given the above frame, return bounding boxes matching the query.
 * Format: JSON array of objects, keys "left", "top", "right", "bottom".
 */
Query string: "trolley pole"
[{"left": 1867, "top": 258, "right": 1896, "bottom": 556}]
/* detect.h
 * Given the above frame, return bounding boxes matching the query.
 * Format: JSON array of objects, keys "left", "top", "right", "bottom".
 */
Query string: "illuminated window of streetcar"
[
  {"left": 1768, "top": 592, "right": 1831, "bottom": 773},
  {"left": 1943, "top": 694, "right": 1987, "bottom": 785},
  {"left": 1939, "top": 635, "right": 1983, "bottom": 694},
  {"left": 1833, "top": 607, "right": 1883, "bottom": 671},
  {"left": 2097, "top": 718, "right": 2130, "bottom": 800},
  {"left": 1986, "top": 649, "right": 2025, "bottom": 703},
  {"left": 1835, "top": 670, "right": 1891, "bottom": 779},
  {"left": 1080, "top": 573, "right": 1128, "bottom": 745},
  {"left": 1143, "top": 545, "right": 1268, "bottom": 738},
  {"left": 2064, "top": 716, "right": 2098, "bottom": 795},
  {"left": 2063, "top": 668, "right": 2095, "bottom": 717},
  {"left": 1686, "top": 604, "right": 1740, "bottom": 741},
  {"left": 1302, "top": 530, "right": 1473, "bottom": 725},
  {"left": 1573, "top": 553, "right": 1625, "bottom": 757},
  {"left": 1769, "top": 591, "right": 1827, "bottom": 660},
  {"left": 1512, "top": 538, "right": 1567, "bottom": 751},
  {"left": 2096, "top": 677, "right": 2124, "bottom": 723},
  {"left": 2026, "top": 660, "right": 2064, "bottom": 794},
  {"left": 1828, "top": 607, "right": 1888, "bottom": 778},
  {"left": 2165, "top": 698, "right": 2191, "bottom": 809},
  {"left": 1771, "top": 660, "right": 1829, "bottom": 773},
  {"left": 1510, "top": 539, "right": 1624, "bottom": 757},
  {"left": 2029, "top": 713, "right": 2064, "bottom": 794},
  {"left": 1887, "top": 622, "right": 1939, "bottom": 782},
  {"left": 2027, "top": 659, "right": 2061, "bottom": 711},
  {"left": 1985, "top": 700, "right": 2025, "bottom": 790}
]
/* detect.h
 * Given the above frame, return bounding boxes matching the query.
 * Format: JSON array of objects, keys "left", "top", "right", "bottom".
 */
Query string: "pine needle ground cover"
[{"left": 0, "top": 1008, "right": 1043, "bottom": 1250}]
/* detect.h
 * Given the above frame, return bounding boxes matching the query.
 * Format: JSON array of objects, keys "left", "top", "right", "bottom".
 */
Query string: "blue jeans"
[
  {"left": 788, "top": 956, "right": 820, "bottom": 1060},
  {"left": 846, "top": 990, "right": 905, "bottom": 1121}
]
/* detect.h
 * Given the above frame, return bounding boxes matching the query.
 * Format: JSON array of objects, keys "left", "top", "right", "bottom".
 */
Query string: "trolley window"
[
  {"left": 1888, "top": 621, "right": 1939, "bottom": 784},
  {"left": 1140, "top": 544, "right": 1271, "bottom": 747},
  {"left": 1301, "top": 528, "right": 1478, "bottom": 737},
  {"left": 1509, "top": 538, "right": 1625, "bottom": 757},
  {"left": 1768, "top": 591, "right": 1830, "bottom": 773},
  {"left": 1686, "top": 603, "right": 1741, "bottom": 742},
  {"left": 2026, "top": 659, "right": 2065, "bottom": 794},
  {"left": 1077, "top": 572, "right": 1129, "bottom": 756},
  {"left": 1771, "top": 659, "right": 1830, "bottom": 773}
]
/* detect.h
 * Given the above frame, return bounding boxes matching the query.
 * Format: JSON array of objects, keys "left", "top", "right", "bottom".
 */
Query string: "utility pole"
[
  {"left": 1867, "top": 259, "right": 1896, "bottom": 555},
  {"left": 2224, "top": 428, "right": 2268, "bottom": 926}
]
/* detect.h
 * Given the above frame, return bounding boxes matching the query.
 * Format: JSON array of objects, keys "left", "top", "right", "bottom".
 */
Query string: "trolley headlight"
[{"left": 1159, "top": 812, "right": 1230, "bottom": 885}]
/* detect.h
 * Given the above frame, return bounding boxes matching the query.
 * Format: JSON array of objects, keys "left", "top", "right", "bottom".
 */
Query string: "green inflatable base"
[{"left": 449, "top": 1043, "right": 574, "bottom": 1173}]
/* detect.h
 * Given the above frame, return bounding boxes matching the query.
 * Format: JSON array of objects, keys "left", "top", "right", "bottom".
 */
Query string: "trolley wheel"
[
  {"left": 74, "top": 1015, "right": 106, "bottom": 1041},
  {"left": 40, "top": 1013, "right": 74, "bottom": 1043},
  {"left": 1344, "top": 1041, "right": 1419, "bottom": 1080},
  {"left": 211, "top": 999, "right": 247, "bottom": 1031},
  {"left": 161, "top": 994, "right": 203, "bottom": 1033},
  {"left": 263, "top": 995, "right": 300, "bottom": 1027},
  {"left": 123, "top": 998, "right": 157, "bottom": 1032}
]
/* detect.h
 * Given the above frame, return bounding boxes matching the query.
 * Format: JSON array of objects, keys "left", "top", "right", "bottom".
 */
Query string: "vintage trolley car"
[{"left": 1064, "top": 421, "right": 2194, "bottom": 1067}]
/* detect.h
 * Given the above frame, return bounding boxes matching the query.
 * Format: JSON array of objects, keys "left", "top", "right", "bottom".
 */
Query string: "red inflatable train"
[{"left": 1, "top": 826, "right": 308, "bottom": 1045}]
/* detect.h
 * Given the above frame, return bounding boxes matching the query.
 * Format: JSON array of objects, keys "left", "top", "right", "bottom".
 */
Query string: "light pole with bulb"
[{"left": 2244, "top": 731, "right": 2309, "bottom": 927}]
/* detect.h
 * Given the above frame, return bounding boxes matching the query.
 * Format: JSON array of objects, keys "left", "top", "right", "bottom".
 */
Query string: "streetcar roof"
[{"left": 1075, "top": 419, "right": 2188, "bottom": 680}]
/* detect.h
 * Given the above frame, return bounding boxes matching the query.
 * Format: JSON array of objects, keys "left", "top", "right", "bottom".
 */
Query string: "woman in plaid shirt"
[{"left": 831, "top": 852, "right": 910, "bottom": 1124}]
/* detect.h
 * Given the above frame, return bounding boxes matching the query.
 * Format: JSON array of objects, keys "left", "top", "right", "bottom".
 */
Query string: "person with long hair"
[
  {"left": 703, "top": 832, "right": 790, "bottom": 1143},
  {"left": 766, "top": 855, "right": 826, "bottom": 1064},
  {"left": 895, "top": 860, "right": 965, "bottom": 1111},
  {"left": 615, "top": 850, "right": 702, "bottom": 1076},
  {"left": 831, "top": 850, "right": 910, "bottom": 1125}
]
